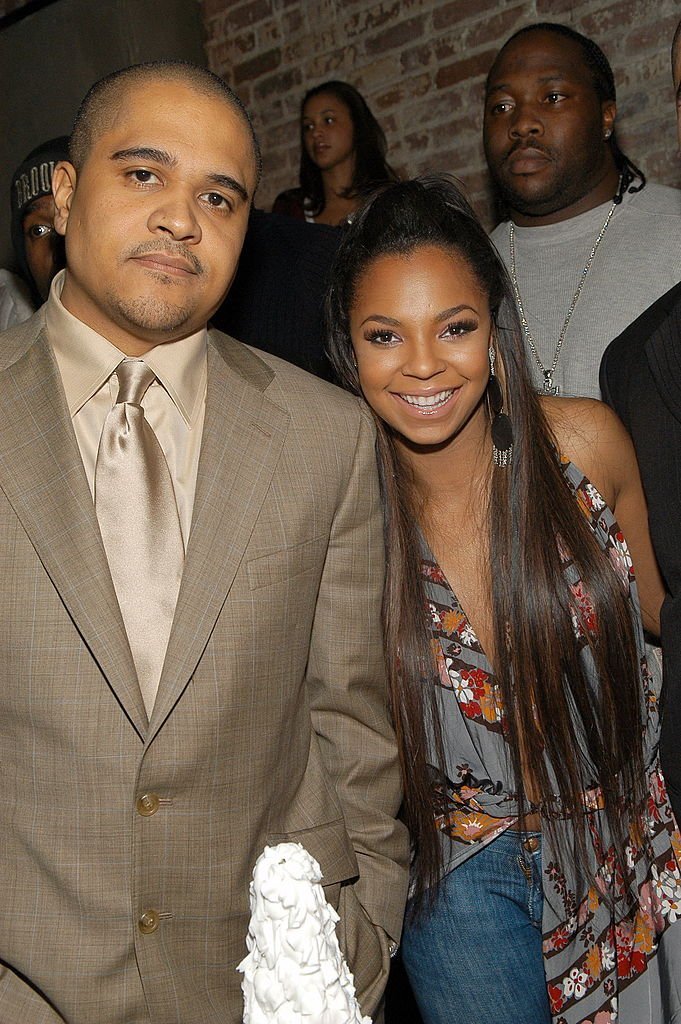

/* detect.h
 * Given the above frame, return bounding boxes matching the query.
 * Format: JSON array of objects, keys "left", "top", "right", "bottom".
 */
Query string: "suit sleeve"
[
  {"left": 600, "top": 334, "right": 634, "bottom": 434},
  {"left": 599, "top": 341, "right": 616, "bottom": 409},
  {"left": 600, "top": 283, "right": 681, "bottom": 430},
  {"left": 304, "top": 400, "right": 409, "bottom": 947}
]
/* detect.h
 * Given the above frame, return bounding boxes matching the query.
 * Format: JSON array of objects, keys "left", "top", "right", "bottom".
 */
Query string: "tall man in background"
[
  {"left": 600, "top": 20, "right": 681, "bottom": 825},
  {"left": 0, "top": 61, "right": 408, "bottom": 1023},
  {"left": 484, "top": 22, "right": 681, "bottom": 398}
]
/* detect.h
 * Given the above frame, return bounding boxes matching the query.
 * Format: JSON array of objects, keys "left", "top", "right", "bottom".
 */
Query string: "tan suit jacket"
[{"left": 0, "top": 312, "right": 409, "bottom": 1023}]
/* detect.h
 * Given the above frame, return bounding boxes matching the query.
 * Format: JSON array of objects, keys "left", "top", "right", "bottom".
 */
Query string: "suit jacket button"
[
  {"left": 136, "top": 792, "right": 160, "bottom": 816},
  {"left": 138, "top": 909, "right": 160, "bottom": 934}
]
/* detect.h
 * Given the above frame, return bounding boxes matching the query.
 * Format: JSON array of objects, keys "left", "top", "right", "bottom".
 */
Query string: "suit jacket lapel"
[
  {"left": 148, "top": 332, "right": 289, "bottom": 737},
  {"left": 0, "top": 329, "right": 147, "bottom": 735}
]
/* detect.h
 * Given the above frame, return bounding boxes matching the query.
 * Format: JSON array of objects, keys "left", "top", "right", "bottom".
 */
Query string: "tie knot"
[{"left": 115, "top": 360, "right": 156, "bottom": 407}]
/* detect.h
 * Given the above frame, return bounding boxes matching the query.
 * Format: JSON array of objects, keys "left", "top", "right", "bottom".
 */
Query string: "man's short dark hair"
[
  {"left": 70, "top": 60, "right": 262, "bottom": 187},
  {"left": 488, "top": 22, "right": 616, "bottom": 103}
]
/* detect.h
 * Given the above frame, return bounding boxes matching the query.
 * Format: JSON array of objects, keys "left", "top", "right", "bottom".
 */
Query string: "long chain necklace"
[{"left": 508, "top": 188, "right": 620, "bottom": 396}]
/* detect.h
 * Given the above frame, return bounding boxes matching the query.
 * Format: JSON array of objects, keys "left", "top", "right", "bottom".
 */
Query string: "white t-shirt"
[
  {"left": 490, "top": 183, "right": 681, "bottom": 399},
  {"left": 0, "top": 269, "right": 34, "bottom": 331}
]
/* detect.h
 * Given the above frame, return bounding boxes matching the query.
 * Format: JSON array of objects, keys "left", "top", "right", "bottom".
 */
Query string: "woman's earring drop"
[{"left": 488, "top": 346, "right": 513, "bottom": 468}]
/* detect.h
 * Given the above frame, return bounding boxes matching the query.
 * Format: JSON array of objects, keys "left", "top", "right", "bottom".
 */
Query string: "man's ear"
[
  {"left": 52, "top": 161, "right": 78, "bottom": 237},
  {"left": 602, "top": 99, "right": 617, "bottom": 141}
]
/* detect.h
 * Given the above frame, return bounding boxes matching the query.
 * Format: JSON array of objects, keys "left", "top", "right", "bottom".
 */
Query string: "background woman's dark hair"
[
  {"left": 491, "top": 23, "right": 645, "bottom": 204},
  {"left": 326, "top": 175, "right": 646, "bottom": 909},
  {"left": 299, "top": 80, "right": 398, "bottom": 216}
]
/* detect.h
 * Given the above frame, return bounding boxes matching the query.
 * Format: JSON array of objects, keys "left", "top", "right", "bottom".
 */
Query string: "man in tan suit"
[{"left": 0, "top": 62, "right": 408, "bottom": 1023}]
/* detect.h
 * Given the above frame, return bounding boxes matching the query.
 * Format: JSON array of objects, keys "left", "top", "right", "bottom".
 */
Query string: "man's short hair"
[
  {"left": 69, "top": 60, "right": 262, "bottom": 187},
  {"left": 489, "top": 22, "right": 616, "bottom": 104}
]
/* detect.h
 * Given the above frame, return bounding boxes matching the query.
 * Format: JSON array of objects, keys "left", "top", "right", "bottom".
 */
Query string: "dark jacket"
[
  {"left": 600, "top": 279, "right": 681, "bottom": 821},
  {"left": 212, "top": 208, "right": 341, "bottom": 381}
]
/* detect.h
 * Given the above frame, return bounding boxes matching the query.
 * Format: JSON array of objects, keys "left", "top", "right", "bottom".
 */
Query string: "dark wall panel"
[{"left": 0, "top": 0, "right": 205, "bottom": 266}]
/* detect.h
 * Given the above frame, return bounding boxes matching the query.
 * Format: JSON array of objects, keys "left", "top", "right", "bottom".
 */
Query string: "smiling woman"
[
  {"left": 272, "top": 80, "right": 398, "bottom": 227},
  {"left": 326, "top": 175, "right": 681, "bottom": 1024},
  {"left": 349, "top": 247, "right": 491, "bottom": 454}
]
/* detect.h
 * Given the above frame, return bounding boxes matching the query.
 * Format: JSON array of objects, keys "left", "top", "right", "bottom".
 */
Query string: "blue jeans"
[{"left": 401, "top": 830, "right": 552, "bottom": 1024}]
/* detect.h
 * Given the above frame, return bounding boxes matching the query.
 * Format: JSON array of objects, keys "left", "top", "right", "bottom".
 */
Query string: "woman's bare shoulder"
[
  {"left": 541, "top": 395, "right": 627, "bottom": 453},
  {"left": 539, "top": 395, "right": 633, "bottom": 505}
]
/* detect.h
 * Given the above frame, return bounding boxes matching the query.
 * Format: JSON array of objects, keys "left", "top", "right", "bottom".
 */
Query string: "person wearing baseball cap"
[{"left": 9, "top": 135, "right": 69, "bottom": 309}]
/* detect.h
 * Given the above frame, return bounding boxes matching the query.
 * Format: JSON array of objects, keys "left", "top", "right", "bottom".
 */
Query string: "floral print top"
[{"left": 422, "top": 459, "right": 681, "bottom": 1024}]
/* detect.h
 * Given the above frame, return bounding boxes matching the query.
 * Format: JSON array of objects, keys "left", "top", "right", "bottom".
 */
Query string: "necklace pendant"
[
  {"left": 510, "top": 195, "right": 618, "bottom": 403},
  {"left": 542, "top": 371, "right": 560, "bottom": 396}
]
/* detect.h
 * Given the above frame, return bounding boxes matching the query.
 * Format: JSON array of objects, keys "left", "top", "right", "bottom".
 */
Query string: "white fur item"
[{"left": 238, "top": 842, "right": 372, "bottom": 1024}]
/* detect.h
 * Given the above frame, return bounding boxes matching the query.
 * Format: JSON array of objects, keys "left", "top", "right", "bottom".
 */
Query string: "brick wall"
[
  {"left": 202, "top": 0, "right": 681, "bottom": 227},
  {"left": 3, "top": 0, "right": 678, "bottom": 226}
]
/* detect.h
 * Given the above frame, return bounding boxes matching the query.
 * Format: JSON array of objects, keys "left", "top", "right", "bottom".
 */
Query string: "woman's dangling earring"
[{"left": 488, "top": 345, "right": 513, "bottom": 467}]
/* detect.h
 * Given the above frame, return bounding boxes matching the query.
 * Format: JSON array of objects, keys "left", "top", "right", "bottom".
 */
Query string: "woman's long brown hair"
[{"left": 326, "top": 176, "right": 646, "bottom": 910}]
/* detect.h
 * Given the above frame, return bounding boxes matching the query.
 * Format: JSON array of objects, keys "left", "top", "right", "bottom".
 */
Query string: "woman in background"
[
  {"left": 273, "top": 79, "right": 398, "bottom": 226},
  {"left": 326, "top": 176, "right": 681, "bottom": 1024}
]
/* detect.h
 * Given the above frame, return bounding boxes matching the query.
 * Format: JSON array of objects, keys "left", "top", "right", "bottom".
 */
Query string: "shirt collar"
[
  {"left": 507, "top": 189, "right": 629, "bottom": 245},
  {"left": 45, "top": 269, "right": 207, "bottom": 425}
]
